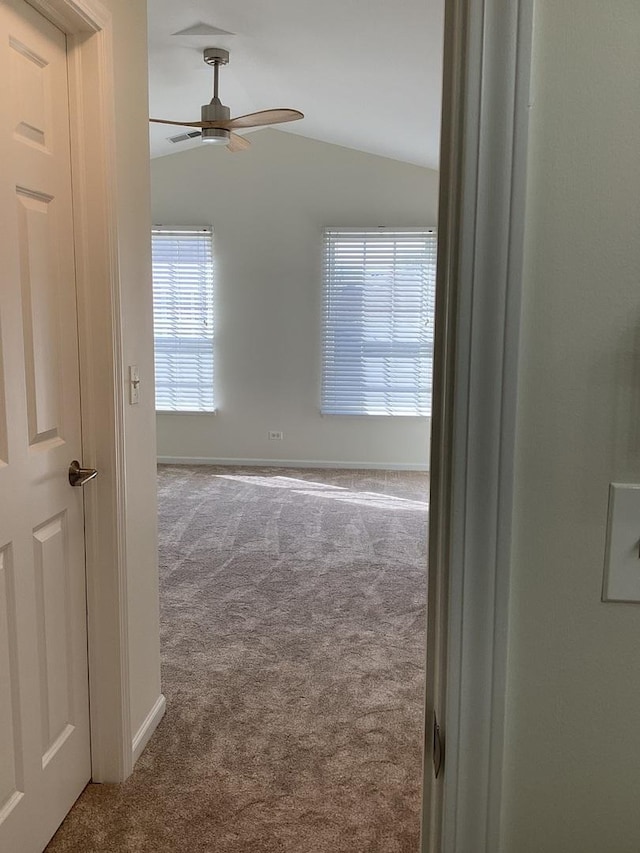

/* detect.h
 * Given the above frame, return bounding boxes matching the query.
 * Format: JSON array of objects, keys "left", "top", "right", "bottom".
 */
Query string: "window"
[
  {"left": 151, "top": 227, "right": 215, "bottom": 412},
  {"left": 321, "top": 228, "right": 437, "bottom": 416}
]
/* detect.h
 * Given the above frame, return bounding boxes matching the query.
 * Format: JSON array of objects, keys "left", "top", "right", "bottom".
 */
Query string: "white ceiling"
[{"left": 147, "top": 0, "right": 444, "bottom": 169}]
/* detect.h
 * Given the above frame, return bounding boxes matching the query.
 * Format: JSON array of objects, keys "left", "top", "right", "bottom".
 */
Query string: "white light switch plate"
[{"left": 602, "top": 483, "right": 640, "bottom": 603}]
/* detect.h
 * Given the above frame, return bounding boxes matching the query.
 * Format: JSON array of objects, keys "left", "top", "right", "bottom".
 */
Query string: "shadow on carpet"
[{"left": 46, "top": 466, "right": 428, "bottom": 853}]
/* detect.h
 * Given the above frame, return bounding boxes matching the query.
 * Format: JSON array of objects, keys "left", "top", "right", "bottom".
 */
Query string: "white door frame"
[
  {"left": 423, "top": 1, "right": 534, "bottom": 850},
  {"left": 24, "top": 0, "right": 132, "bottom": 783}
]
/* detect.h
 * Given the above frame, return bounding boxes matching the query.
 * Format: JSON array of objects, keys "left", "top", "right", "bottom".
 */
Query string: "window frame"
[
  {"left": 151, "top": 225, "right": 216, "bottom": 414},
  {"left": 320, "top": 226, "right": 438, "bottom": 418}
]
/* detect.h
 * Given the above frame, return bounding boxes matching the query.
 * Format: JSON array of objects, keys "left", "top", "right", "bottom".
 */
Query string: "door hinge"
[{"left": 433, "top": 711, "right": 444, "bottom": 779}]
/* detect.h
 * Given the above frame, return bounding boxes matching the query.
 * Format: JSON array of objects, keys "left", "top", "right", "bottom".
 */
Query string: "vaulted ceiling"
[{"left": 147, "top": 0, "right": 444, "bottom": 168}]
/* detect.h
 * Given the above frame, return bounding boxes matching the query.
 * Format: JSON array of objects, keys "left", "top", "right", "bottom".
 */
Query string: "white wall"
[
  {"left": 502, "top": 2, "right": 640, "bottom": 850},
  {"left": 151, "top": 130, "right": 438, "bottom": 469},
  {"left": 104, "top": 0, "right": 162, "bottom": 743}
]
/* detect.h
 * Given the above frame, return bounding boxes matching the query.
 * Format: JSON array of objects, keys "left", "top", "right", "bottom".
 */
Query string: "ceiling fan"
[{"left": 150, "top": 48, "right": 304, "bottom": 152}]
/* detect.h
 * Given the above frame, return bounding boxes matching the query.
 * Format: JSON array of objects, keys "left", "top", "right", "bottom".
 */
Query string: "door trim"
[
  {"left": 422, "top": 0, "right": 534, "bottom": 850},
  {"left": 25, "top": 0, "right": 132, "bottom": 782}
]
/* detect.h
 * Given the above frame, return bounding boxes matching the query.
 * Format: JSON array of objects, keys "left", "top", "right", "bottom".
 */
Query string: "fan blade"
[
  {"left": 150, "top": 109, "right": 303, "bottom": 131},
  {"left": 150, "top": 117, "right": 238, "bottom": 130},
  {"left": 226, "top": 109, "right": 304, "bottom": 129},
  {"left": 226, "top": 133, "right": 251, "bottom": 152},
  {"left": 150, "top": 118, "right": 208, "bottom": 128}
]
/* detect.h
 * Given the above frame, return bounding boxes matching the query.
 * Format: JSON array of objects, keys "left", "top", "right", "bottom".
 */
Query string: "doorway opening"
[
  {"left": 149, "top": 1, "right": 441, "bottom": 849},
  {"left": 45, "top": 1, "right": 445, "bottom": 851}
]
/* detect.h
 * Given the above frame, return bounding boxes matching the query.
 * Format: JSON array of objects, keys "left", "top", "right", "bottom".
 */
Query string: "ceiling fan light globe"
[{"left": 202, "top": 128, "right": 230, "bottom": 144}]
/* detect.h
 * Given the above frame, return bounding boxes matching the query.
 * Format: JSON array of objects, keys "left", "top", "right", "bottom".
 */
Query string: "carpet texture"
[{"left": 46, "top": 466, "right": 428, "bottom": 853}]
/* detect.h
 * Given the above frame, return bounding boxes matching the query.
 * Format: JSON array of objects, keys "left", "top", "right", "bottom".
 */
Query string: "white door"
[{"left": 0, "top": 1, "right": 92, "bottom": 851}]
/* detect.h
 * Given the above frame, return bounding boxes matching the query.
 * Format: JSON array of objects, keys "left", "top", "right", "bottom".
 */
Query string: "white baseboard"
[
  {"left": 157, "top": 456, "right": 429, "bottom": 472},
  {"left": 132, "top": 694, "right": 166, "bottom": 765}
]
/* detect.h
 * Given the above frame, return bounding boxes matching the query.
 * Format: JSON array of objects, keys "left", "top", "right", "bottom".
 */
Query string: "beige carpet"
[{"left": 46, "top": 466, "right": 428, "bottom": 853}]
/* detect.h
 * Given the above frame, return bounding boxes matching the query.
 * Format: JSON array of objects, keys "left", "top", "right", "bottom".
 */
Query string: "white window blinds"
[
  {"left": 321, "top": 228, "right": 437, "bottom": 416},
  {"left": 151, "top": 228, "right": 215, "bottom": 412}
]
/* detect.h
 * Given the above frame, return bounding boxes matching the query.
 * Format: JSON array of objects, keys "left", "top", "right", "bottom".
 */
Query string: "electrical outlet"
[{"left": 268, "top": 431, "right": 284, "bottom": 440}]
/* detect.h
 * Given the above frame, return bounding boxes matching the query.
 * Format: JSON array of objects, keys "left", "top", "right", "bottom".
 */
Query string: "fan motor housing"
[{"left": 201, "top": 97, "right": 230, "bottom": 143}]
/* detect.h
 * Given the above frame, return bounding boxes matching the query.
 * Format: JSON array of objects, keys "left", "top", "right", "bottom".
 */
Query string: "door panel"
[
  {"left": 0, "top": 544, "right": 23, "bottom": 819},
  {"left": 17, "top": 188, "right": 63, "bottom": 447},
  {"left": 0, "top": 1, "right": 91, "bottom": 850},
  {"left": 9, "top": 35, "right": 50, "bottom": 150},
  {"left": 33, "top": 512, "right": 74, "bottom": 763}
]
